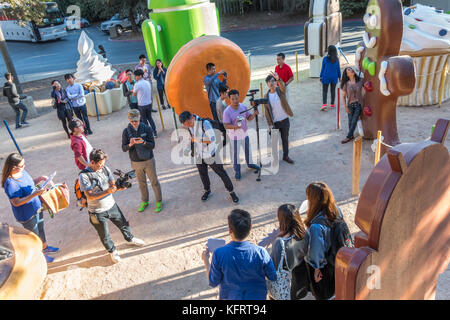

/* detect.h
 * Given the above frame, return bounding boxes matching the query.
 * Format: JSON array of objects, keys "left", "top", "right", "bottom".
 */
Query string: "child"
[{"left": 319, "top": 45, "right": 341, "bottom": 111}]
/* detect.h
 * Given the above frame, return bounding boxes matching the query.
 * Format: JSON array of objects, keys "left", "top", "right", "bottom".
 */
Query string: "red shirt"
[
  {"left": 275, "top": 64, "right": 294, "bottom": 84},
  {"left": 70, "top": 134, "right": 88, "bottom": 170}
]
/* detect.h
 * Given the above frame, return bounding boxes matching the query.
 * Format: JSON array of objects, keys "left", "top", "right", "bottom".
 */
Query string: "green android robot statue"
[{"left": 142, "top": 0, "right": 220, "bottom": 67}]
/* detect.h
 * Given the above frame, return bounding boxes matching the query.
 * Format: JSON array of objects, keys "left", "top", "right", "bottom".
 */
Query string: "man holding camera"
[
  {"left": 122, "top": 109, "right": 162, "bottom": 213},
  {"left": 203, "top": 62, "right": 227, "bottom": 122},
  {"left": 263, "top": 72, "right": 294, "bottom": 164},
  {"left": 79, "top": 149, "right": 145, "bottom": 264},
  {"left": 179, "top": 111, "right": 239, "bottom": 203},
  {"left": 222, "top": 89, "right": 260, "bottom": 180}
]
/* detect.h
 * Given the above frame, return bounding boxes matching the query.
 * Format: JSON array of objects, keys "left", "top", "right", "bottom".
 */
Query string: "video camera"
[
  {"left": 113, "top": 169, "right": 136, "bottom": 189},
  {"left": 246, "top": 89, "right": 268, "bottom": 108}
]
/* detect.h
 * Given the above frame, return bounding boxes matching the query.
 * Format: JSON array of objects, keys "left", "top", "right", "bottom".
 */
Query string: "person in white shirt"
[
  {"left": 263, "top": 71, "right": 295, "bottom": 164},
  {"left": 179, "top": 111, "right": 239, "bottom": 204},
  {"left": 133, "top": 69, "right": 157, "bottom": 138}
]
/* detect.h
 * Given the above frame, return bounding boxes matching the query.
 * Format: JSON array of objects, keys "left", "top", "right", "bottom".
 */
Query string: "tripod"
[{"left": 239, "top": 89, "right": 267, "bottom": 181}]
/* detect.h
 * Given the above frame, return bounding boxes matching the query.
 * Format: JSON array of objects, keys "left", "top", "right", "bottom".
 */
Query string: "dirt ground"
[{"left": 0, "top": 66, "right": 449, "bottom": 299}]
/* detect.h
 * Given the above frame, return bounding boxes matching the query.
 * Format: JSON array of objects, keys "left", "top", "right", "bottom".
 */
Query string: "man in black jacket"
[
  {"left": 122, "top": 109, "right": 162, "bottom": 213},
  {"left": 3, "top": 72, "right": 29, "bottom": 129}
]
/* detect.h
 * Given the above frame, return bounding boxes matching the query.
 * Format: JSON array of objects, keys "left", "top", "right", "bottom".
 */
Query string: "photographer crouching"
[
  {"left": 79, "top": 149, "right": 145, "bottom": 264},
  {"left": 122, "top": 109, "right": 162, "bottom": 213}
]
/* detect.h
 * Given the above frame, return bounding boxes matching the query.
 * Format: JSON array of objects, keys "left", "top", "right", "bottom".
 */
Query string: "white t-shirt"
[
  {"left": 82, "top": 135, "right": 93, "bottom": 162},
  {"left": 268, "top": 92, "right": 289, "bottom": 123},
  {"left": 133, "top": 79, "right": 152, "bottom": 106}
]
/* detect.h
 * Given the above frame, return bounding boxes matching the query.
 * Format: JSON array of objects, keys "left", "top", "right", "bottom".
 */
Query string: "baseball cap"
[{"left": 128, "top": 109, "right": 140, "bottom": 122}]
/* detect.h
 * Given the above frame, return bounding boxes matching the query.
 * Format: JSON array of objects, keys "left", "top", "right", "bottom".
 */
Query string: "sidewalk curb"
[{"left": 109, "top": 37, "right": 144, "bottom": 42}]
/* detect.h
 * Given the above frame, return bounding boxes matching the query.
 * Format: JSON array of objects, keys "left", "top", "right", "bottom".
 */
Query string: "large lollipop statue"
[{"left": 355, "top": 0, "right": 416, "bottom": 155}]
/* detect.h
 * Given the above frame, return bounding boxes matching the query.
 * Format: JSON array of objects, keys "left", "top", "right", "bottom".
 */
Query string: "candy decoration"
[
  {"left": 414, "top": 18, "right": 422, "bottom": 21},
  {"left": 363, "top": 57, "right": 370, "bottom": 70},
  {"left": 408, "top": 24, "right": 416, "bottom": 29},
  {"left": 363, "top": 106, "right": 373, "bottom": 117},
  {"left": 368, "top": 61, "right": 376, "bottom": 76},
  {"left": 404, "top": 8, "right": 411, "bottom": 15},
  {"left": 439, "top": 29, "right": 447, "bottom": 36},
  {"left": 364, "top": 81, "right": 373, "bottom": 92}
]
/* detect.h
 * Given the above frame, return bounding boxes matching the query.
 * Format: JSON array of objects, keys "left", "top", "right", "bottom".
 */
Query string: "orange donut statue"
[{"left": 165, "top": 35, "right": 251, "bottom": 119}]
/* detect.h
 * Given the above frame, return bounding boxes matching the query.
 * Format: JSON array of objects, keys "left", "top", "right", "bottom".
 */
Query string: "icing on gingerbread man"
[{"left": 356, "top": 0, "right": 416, "bottom": 155}]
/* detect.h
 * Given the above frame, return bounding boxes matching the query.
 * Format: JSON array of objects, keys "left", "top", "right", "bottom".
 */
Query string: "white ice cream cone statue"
[{"left": 74, "top": 31, "right": 115, "bottom": 85}]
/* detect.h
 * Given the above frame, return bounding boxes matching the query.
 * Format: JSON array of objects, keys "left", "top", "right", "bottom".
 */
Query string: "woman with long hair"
[
  {"left": 2, "top": 153, "right": 59, "bottom": 263},
  {"left": 153, "top": 59, "right": 171, "bottom": 109},
  {"left": 340, "top": 67, "right": 364, "bottom": 144},
  {"left": 51, "top": 80, "right": 73, "bottom": 139},
  {"left": 304, "top": 181, "right": 341, "bottom": 299},
  {"left": 269, "top": 204, "right": 309, "bottom": 300},
  {"left": 319, "top": 45, "right": 341, "bottom": 110}
]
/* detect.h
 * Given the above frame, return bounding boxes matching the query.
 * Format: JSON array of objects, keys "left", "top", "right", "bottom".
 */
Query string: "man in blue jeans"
[
  {"left": 203, "top": 62, "right": 227, "bottom": 122},
  {"left": 202, "top": 209, "right": 277, "bottom": 300},
  {"left": 65, "top": 73, "right": 93, "bottom": 135},
  {"left": 222, "top": 89, "right": 260, "bottom": 180},
  {"left": 133, "top": 69, "right": 158, "bottom": 138},
  {"left": 3, "top": 73, "right": 29, "bottom": 129}
]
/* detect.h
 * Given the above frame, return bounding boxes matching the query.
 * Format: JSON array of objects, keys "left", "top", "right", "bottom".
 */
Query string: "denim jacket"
[{"left": 304, "top": 208, "right": 343, "bottom": 269}]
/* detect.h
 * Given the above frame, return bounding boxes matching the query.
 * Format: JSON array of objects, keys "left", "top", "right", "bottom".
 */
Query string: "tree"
[
  {"left": 0, "top": 1, "right": 46, "bottom": 94},
  {"left": 107, "top": 0, "right": 147, "bottom": 34}
]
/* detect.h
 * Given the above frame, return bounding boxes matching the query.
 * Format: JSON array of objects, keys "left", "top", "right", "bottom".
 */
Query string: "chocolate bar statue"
[
  {"left": 355, "top": 0, "right": 416, "bottom": 155},
  {"left": 335, "top": 119, "right": 450, "bottom": 300}
]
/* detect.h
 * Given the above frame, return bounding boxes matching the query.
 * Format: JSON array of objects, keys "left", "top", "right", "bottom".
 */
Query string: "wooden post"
[
  {"left": 438, "top": 61, "right": 448, "bottom": 108},
  {"left": 375, "top": 130, "right": 382, "bottom": 165},
  {"left": 352, "top": 136, "right": 362, "bottom": 196},
  {"left": 296, "top": 51, "right": 299, "bottom": 83},
  {"left": 154, "top": 90, "right": 165, "bottom": 131}
]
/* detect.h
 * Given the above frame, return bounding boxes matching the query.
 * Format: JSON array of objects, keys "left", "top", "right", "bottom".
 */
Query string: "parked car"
[
  {"left": 100, "top": 13, "right": 143, "bottom": 34},
  {"left": 64, "top": 17, "right": 90, "bottom": 30}
]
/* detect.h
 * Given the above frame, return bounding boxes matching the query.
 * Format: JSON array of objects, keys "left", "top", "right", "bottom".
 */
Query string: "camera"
[
  {"left": 113, "top": 169, "right": 136, "bottom": 189},
  {"left": 246, "top": 89, "right": 268, "bottom": 107}
]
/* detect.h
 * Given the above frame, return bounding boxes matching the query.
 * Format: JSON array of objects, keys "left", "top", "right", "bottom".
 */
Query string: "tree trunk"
[
  {"left": 128, "top": 6, "right": 138, "bottom": 34},
  {"left": 0, "top": 26, "right": 23, "bottom": 95}
]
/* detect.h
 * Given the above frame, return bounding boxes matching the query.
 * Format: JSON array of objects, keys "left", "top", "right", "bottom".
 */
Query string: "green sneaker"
[
  {"left": 155, "top": 201, "right": 163, "bottom": 213},
  {"left": 138, "top": 202, "right": 149, "bottom": 213}
]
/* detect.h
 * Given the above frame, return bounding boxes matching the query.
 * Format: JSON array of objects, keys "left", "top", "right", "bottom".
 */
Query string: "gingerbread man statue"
[{"left": 355, "top": 0, "right": 416, "bottom": 155}]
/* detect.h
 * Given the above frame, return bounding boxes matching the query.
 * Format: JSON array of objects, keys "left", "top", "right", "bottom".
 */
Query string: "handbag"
[
  {"left": 268, "top": 237, "right": 292, "bottom": 300},
  {"left": 39, "top": 183, "right": 70, "bottom": 218}
]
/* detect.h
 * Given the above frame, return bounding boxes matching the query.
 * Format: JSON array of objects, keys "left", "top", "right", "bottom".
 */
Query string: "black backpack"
[
  {"left": 307, "top": 212, "right": 354, "bottom": 300},
  {"left": 197, "top": 117, "right": 227, "bottom": 147},
  {"left": 324, "top": 216, "right": 354, "bottom": 266}
]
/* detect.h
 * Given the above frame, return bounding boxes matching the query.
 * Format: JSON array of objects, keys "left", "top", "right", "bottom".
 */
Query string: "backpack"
[
  {"left": 74, "top": 167, "right": 108, "bottom": 209},
  {"left": 324, "top": 216, "right": 354, "bottom": 266},
  {"left": 307, "top": 212, "right": 354, "bottom": 300},
  {"left": 197, "top": 117, "right": 227, "bottom": 147}
]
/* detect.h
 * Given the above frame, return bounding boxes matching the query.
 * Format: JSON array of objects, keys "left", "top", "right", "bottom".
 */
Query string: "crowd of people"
[{"left": 0, "top": 48, "right": 360, "bottom": 300}]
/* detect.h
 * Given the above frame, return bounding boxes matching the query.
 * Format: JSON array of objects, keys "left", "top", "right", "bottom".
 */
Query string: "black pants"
[
  {"left": 138, "top": 104, "right": 157, "bottom": 135},
  {"left": 347, "top": 102, "right": 362, "bottom": 139},
  {"left": 273, "top": 118, "right": 290, "bottom": 158},
  {"left": 73, "top": 105, "right": 92, "bottom": 133},
  {"left": 322, "top": 83, "right": 337, "bottom": 105},
  {"left": 89, "top": 203, "right": 134, "bottom": 253},
  {"left": 129, "top": 102, "right": 138, "bottom": 110},
  {"left": 157, "top": 88, "right": 170, "bottom": 107},
  {"left": 196, "top": 160, "right": 234, "bottom": 192},
  {"left": 58, "top": 108, "right": 73, "bottom": 137}
]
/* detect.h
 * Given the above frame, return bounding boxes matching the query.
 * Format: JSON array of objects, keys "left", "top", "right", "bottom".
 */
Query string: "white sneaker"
[
  {"left": 130, "top": 237, "right": 145, "bottom": 247},
  {"left": 110, "top": 250, "right": 121, "bottom": 263}
]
